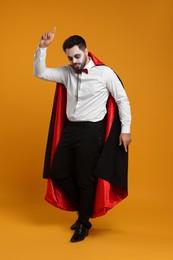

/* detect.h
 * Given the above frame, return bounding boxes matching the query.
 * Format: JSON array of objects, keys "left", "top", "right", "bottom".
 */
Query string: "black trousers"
[{"left": 50, "top": 120, "right": 105, "bottom": 228}]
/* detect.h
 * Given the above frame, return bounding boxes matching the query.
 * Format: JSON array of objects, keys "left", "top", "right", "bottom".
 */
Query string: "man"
[{"left": 34, "top": 27, "right": 132, "bottom": 243}]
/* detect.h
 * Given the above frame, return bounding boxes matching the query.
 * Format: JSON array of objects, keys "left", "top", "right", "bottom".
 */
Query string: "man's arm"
[
  {"left": 33, "top": 27, "right": 66, "bottom": 83},
  {"left": 106, "top": 67, "right": 132, "bottom": 152}
]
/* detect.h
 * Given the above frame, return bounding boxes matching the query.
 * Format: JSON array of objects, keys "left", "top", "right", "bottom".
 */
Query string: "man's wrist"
[
  {"left": 38, "top": 46, "right": 47, "bottom": 52},
  {"left": 121, "top": 125, "right": 131, "bottom": 134},
  {"left": 39, "top": 45, "right": 47, "bottom": 49}
]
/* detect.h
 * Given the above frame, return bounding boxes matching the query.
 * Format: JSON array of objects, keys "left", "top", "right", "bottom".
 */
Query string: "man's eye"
[{"left": 68, "top": 57, "right": 72, "bottom": 61}]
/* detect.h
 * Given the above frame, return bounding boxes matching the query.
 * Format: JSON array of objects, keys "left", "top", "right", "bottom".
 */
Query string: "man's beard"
[{"left": 72, "top": 55, "right": 87, "bottom": 73}]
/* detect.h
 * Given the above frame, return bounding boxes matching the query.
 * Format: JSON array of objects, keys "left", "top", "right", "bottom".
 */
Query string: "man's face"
[{"left": 65, "top": 45, "right": 88, "bottom": 71}]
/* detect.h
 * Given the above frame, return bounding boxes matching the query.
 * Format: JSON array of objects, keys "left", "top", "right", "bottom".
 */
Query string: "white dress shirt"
[{"left": 34, "top": 47, "right": 131, "bottom": 133}]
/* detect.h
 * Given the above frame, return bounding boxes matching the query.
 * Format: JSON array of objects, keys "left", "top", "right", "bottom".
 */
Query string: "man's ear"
[{"left": 84, "top": 48, "right": 88, "bottom": 56}]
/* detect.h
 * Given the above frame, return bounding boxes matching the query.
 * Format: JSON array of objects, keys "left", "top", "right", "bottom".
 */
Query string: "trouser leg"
[{"left": 75, "top": 122, "right": 105, "bottom": 228}]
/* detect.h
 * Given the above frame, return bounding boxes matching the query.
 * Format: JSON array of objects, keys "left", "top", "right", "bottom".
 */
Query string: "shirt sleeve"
[
  {"left": 105, "top": 67, "right": 132, "bottom": 133},
  {"left": 33, "top": 47, "right": 67, "bottom": 83}
]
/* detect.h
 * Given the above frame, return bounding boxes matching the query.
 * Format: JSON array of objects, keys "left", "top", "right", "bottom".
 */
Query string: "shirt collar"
[{"left": 84, "top": 58, "right": 95, "bottom": 72}]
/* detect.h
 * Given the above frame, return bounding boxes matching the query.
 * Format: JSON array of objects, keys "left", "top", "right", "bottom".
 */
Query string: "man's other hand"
[{"left": 119, "top": 133, "right": 132, "bottom": 152}]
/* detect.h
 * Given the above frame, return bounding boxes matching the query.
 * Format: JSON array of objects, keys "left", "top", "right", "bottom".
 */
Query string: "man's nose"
[{"left": 72, "top": 58, "right": 77, "bottom": 64}]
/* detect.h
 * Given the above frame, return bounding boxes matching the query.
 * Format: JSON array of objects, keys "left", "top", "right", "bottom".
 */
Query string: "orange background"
[{"left": 1, "top": 0, "right": 173, "bottom": 259}]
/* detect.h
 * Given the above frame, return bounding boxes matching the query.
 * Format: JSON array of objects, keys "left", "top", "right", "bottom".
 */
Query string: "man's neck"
[{"left": 85, "top": 56, "right": 90, "bottom": 66}]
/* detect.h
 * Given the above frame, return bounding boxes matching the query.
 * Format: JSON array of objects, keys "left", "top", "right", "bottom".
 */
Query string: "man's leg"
[{"left": 70, "top": 121, "right": 105, "bottom": 242}]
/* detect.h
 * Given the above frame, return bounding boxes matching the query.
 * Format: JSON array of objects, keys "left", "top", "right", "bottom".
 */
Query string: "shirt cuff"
[
  {"left": 38, "top": 46, "right": 47, "bottom": 52},
  {"left": 121, "top": 125, "right": 131, "bottom": 133}
]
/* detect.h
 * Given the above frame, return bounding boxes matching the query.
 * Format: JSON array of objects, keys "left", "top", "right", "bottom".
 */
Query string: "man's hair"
[{"left": 62, "top": 35, "right": 87, "bottom": 52}]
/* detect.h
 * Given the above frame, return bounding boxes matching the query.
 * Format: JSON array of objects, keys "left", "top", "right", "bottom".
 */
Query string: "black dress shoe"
[
  {"left": 70, "top": 223, "right": 89, "bottom": 242},
  {"left": 70, "top": 220, "right": 92, "bottom": 230},
  {"left": 70, "top": 220, "right": 78, "bottom": 230}
]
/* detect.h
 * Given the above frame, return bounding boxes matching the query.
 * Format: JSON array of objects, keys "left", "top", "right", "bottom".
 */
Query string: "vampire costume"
[{"left": 42, "top": 52, "right": 128, "bottom": 218}]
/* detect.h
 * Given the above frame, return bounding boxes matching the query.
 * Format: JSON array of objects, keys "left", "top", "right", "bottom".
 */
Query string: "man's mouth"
[{"left": 73, "top": 63, "right": 81, "bottom": 69}]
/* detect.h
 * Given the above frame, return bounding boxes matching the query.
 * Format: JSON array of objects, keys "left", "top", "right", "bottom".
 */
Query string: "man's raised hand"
[{"left": 39, "top": 27, "right": 56, "bottom": 48}]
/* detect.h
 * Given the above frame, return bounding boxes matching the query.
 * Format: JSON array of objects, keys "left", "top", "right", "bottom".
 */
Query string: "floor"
[{"left": 1, "top": 182, "right": 172, "bottom": 260}]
